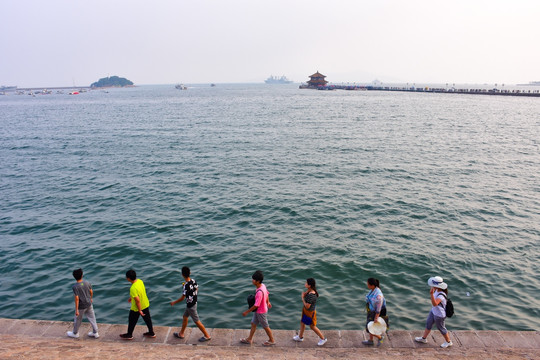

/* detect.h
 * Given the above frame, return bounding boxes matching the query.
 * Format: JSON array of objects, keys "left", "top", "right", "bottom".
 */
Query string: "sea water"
[{"left": 1, "top": 84, "right": 539, "bottom": 331}]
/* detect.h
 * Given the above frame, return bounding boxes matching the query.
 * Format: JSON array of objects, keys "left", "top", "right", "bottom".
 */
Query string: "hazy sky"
[{"left": 1, "top": 0, "right": 539, "bottom": 87}]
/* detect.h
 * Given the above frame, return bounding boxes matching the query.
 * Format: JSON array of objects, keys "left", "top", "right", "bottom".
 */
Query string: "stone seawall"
[{"left": 1, "top": 318, "right": 538, "bottom": 359}]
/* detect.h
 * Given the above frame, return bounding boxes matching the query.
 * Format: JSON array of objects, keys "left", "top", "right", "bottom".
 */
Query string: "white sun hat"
[
  {"left": 367, "top": 317, "right": 387, "bottom": 336},
  {"left": 427, "top": 276, "right": 448, "bottom": 290}
]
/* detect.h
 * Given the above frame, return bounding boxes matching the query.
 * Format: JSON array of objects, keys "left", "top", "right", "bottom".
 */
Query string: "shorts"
[
  {"left": 426, "top": 311, "right": 447, "bottom": 335},
  {"left": 183, "top": 304, "right": 200, "bottom": 323},
  {"left": 251, "top": 312, "right": 269, "bottom": 328}
]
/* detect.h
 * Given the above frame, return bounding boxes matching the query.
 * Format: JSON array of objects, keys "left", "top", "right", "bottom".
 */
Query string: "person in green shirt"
[{"left": 120, "top": 269, "right": 155, "bottom": 340}]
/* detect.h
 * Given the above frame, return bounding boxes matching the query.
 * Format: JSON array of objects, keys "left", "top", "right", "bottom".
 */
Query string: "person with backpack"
[
  {"left": 240, "top": 270, "right": 275, "bottom": 346},
  {"left": 292, "top": 278, "right": 327, "bottom": 346},
  {"left": 415, "top": 276, "right": 453, "bottom": 348}
]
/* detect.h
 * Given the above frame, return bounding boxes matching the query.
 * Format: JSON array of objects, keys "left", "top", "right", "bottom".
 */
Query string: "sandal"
[
  {"left": 240, "top": 338, "right": 252, "bottom": 344},
  {"left": 262, "top": 341, "right": 276, "bottom": 346},
  {"left": 173, "top": 332, "right": 184, "bottom": 339}
]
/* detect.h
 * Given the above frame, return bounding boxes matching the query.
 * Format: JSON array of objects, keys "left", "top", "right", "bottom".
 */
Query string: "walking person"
[
  {"left": 362, "top": 277, "right": 387, "bottom": 347},
  {"left": 66, "top": 268, "right": 99, "bottom": 339},
  {"left": 292, "top": 278, "right": 327, "bottom": 346},
  {"left": 169, "top": 266, "right": 211, "bottom": 342},
  {"left": 240, "top": 270, "right": 276, "bottom": 346},
  {"left": 120, "top": 269, "right": 155, "bottom": 340},
  {"left": 414, "top": 276, "right": 453, "bottom": 348}
]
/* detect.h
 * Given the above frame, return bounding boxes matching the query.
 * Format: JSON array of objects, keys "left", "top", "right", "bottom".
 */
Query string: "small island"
[{"left": 90, "top": 76, "right": 134, "bottom": 88}]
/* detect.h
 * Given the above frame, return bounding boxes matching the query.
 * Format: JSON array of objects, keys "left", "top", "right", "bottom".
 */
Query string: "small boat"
[
  {"left": 69, "top": 90, "right": 79, "bottom": 95},
  {"left": 175, "top": 84, "right": 187, "bottom": 90}
]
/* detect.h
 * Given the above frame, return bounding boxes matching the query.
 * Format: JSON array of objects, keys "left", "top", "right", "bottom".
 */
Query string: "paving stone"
[
  {"left": 141, "top": 325, "right": 169, "bottom": 344},
  {"left": 22, "top": 320, "right": 54, "bottom": 336},
  {"left": 340, "top": 330, "right": 366, "bottom": 348},
  {"left": 41, "top": 321, "right": 73, "bottom": 338},
  {"left": 232, "top": 328, "right": 253, "bottom": 346},
  {"left": 323, "top": 330, "right": 341, "bottom": 348},
  {"left": 295, "top": 329, "right": 339, "bottom": 349},
  {"left": 476, "top": 331, "right": 506, "bottom": 348},
  {"left": 100, "top": 324, "right": 143, "bottom": 343},
  {"left": 4, "top": 319, "right": 36, "bottom": 335},
  {"left": 517, "top": 331, "right": 540, "bottom": 349},
  {"left": 0, "top": 318, "right": 17, "bottom": 334},
  {"left": 271, "top": 329, "right": 297, "bottom": 348},
  {"left": 387, "top": 330, "right": 415, "bottom": 348},
  {"left": 407, "top": 331, "right": 435, "bottom": 348},
  {"left": 233, "top": 327, "right": 279, "bottom": 347},
  {"left": 498, "top": 331, "right": 536, "bottom": 348},
  {"left": 206, "top": 328, "right": 233, "bottom": 347},
  {"left": 185, "top": 325, "right": 210, "bottom": 345},
  {"left": 453, "top": 330, "right": 485, "bottom": 348},
  {"left": 431, "top": 330, "right": 461, "bottom": 348},
  {"left": 166, "top": 327, "right": 193, "bottom": 345}
]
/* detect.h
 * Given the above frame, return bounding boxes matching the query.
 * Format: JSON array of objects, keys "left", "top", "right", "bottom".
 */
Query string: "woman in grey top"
[{"left": 292, "top": 278, "right": 327, "bottom": 346}]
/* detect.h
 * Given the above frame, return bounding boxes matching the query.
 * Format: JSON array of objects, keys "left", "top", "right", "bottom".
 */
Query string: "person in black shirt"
[{"left": 170, "top": 266, "right": 211, "bottom": 342}]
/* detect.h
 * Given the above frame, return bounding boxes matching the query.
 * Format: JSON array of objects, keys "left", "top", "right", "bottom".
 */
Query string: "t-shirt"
[
  {"left": 304, "top": 292, "right": 318, "bottom": 311},
  {"left": 431, "top": 290, "right": 447, "bottom": 318},
  {"left": 72, "top": 280, "right": 92, "bottom": 309},
  {"left": 130, "top": 279, "right": 150, "bottom": 311},
  {"left": 182, "top": 279, "right": 198, "bottom": 308},
  {"left": 254, "top": 284, "right": 269, "bottom": 314},
  {"left": 366, "top": 287, "right": 386, "bottom": 313}
]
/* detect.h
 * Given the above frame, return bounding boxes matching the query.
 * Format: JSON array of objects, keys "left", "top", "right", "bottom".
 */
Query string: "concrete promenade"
[{"left": 1, "top": 318, "right": 539, "bottom": 359}]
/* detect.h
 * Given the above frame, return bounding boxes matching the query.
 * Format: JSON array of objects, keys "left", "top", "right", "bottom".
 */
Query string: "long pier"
[
  {"left": 1, "top": 318, "right": 538, "bottom": 359},
  {"left": 366, "top": 86, "right": 540, "bottom": 97},
  {"left": 302, "top": 84, "right": 540, "bottom": 97}
]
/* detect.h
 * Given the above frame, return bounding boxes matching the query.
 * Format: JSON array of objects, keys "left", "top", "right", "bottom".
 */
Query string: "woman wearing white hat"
[{"left": 414, "top": 276, "right": 453, "bottom": 348}]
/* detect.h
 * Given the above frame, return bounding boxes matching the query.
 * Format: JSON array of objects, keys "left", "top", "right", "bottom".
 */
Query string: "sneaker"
[
  {"left": 119, "top": 333, "right": 134, "bottom": 340},
  {"left": 199, "top": 336, "right": 211, "bottom": 342},
  {"left": 143, "top": 332, "right": 156, "bottom": 338},
  {"left": 362, "top": 340, "right": 374, "bottom": 345},
  {"left": 88, "top": 332, "right": 99, "bottom": 338},
  {"left": 441, "top": 341, "right": 453, "bottom": 348},
  {"left": 293, "top": 335, "right": 304, "bottom": 342},
  {"left": 67, "top": 331, "right": 79, "bottom": 338},
  {"left": 377, "top": 335, "right": 384, "bottom": 347},
  {"left": 414, "top": 336, "right": 428, "bottom": 344},
  {"left": 317, "top": 338, "right": 328, "bottom": 346}
]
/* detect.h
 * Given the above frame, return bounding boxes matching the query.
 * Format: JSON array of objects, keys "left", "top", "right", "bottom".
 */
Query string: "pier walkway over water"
[
  {"left": 1, "top": 318, "right": 538, "bottom": 359},
  {"left": 303, "top": 84, "right": 540, "bottom": 97}
]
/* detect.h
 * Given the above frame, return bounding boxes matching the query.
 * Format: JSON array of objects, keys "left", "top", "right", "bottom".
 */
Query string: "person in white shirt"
[{"left": 414, "top": 276, "right": 453, "bottom": 348}]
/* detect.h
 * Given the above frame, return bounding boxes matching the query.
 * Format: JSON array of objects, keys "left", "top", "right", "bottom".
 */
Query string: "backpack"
[
  {"left": 246, "top": 289, "right": 262, "bottom": 312},
  {"left": 438, "top": 293, "right": 454, "bottom": 318}
]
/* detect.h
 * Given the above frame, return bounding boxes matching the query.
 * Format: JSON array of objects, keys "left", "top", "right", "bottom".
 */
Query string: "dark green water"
[{"left": 1, "top": 84, "right": 539, "bottom": 331}]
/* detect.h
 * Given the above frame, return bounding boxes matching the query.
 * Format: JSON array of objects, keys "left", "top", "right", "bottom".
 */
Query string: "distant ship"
[
  {"left": 265, "top": 75, "right": 293, "bottom": 84},
  {"left": 0, "top": 85, "right": 17, "bottom": 91}
]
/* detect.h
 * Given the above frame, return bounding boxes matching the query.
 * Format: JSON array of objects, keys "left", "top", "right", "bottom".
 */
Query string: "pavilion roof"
[{"left": 309, "top": 71, "right": 326, "bottom": 78}]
